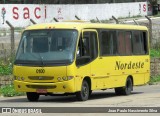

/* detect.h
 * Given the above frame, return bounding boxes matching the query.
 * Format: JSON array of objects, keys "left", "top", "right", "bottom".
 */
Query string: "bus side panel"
[
  {"left": 75, "top": 64, "right": 91, "bottom": 91},
  {"left": 91, "top": 55, "right": 150, "bottom": 90},
  {"left": 117, "top": 56, "right": 150, "bottom": 86},
  {"left": 144, "top": 73, "right": 150, "bottom": 84},
  {"left": 91, "top": 57, "right": 127, "bottom": 90}
]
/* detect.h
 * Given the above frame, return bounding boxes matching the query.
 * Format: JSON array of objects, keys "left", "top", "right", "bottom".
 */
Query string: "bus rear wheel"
[
  {"left": 76, "top": 80, "right": 89, "bottom": 101},
  {"left": 115, "top": 77, "right": 133, "bottom": 95},
  {"left": 26, "top": 92, "right": 39, "bottom": 101}
]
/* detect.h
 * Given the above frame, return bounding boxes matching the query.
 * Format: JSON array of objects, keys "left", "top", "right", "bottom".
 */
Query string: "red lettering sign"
[
  {"left": 143, "top": 4, "right": 146, "bottom": 12},
  {"left": 45, "top": 6, "right": 47, "bottom": 18},
  {"left": 13, "top": 7, "right": 19, "bottom": 20},
  {"left": 34, "top": 7, "right": 41, "bottom": 19},
  {"left": 23, "top": 7, "right": 30, "bottom": 19}
]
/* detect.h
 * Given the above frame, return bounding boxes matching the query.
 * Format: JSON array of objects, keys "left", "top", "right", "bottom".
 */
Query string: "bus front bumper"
[{"left": 14, "top": 80, "right": 75, "bottom": 93}]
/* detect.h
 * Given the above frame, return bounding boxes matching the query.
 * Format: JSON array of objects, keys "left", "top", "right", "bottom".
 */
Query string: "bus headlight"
[
  {"left": 21, "top": 77, "right": 25, "bottom": 81},
  {"left": 17, "top": 77, "right": 21, "bottom": 81},
  {"left": 62, "top": 77, "right": 68, "bottom": 81},
  {"left": 62, "top": 76, "right": 74, "bottom": 81},
  {"left": 14, "top": 76, "right": 25, "bottom": 81},
  {"left": 67, "top": 76, "right": 74, "bottom": 80},
  {"left": 58, "top": 76, "right": 74, "bottom": 81}
]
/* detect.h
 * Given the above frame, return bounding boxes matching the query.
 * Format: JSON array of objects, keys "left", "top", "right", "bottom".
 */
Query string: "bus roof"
[{"left": 26, "top": 22, "right": 148, "bottom": 31}]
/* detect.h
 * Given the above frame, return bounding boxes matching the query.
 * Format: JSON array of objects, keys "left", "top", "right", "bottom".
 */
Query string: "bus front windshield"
[{"left": 15, "top": 29, "right": 78, "bottom": 66}]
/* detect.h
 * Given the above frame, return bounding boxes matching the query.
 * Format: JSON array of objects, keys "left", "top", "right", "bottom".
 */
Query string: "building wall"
[
  {"left": 0, "top": 2, "right": 152, "bottom": 28},
  {"left": 0, "top": 0, "right": 149, "bottom": 4}
]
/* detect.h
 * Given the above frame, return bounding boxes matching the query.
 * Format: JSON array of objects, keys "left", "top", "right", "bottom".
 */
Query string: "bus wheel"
[
  {"left": 123, "top": 77, "right": 133, "bottom": 95},
  {"left": 115, "top": 77, "right": 133, "bottom": 95},
  {"left": 26, "top": 92, "right": 39, "bottom": 101},
  {"left": 76, "top": 80, "right": 89, "bottom": 101}
]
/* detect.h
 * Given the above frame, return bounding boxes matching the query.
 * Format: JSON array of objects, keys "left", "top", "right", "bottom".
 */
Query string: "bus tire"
[
  {"left": 115, "top": 87, "right": 123, "bottom": 95},
  {"left": 26, "top": 92, "right": 39, "bottom": 101},
  {"left": 123, "top": 77, "right": 133, "bottom": 95},
  {"left": 115, "top": 77, "right": 133, "bottom": 95},
  {"left": 76, "top": 80, "right": 89, "bottom": 101}
]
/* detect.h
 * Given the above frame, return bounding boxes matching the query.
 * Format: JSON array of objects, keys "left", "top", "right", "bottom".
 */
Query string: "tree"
[{"left": 148, "top": 0, "right": 157, "bottom": 5}]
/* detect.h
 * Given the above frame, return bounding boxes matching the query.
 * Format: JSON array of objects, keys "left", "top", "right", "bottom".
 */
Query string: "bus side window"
[
  {"left": 76, "top": 36, "right": 89, "bottom": 56},
  {"left": 118, "top": 31, "right": 125, "bottom": 55},
  {"left": 100, "top": 30, "right": 117, "bottom": 56},
  {"left": 117, "top": 31, "right": 132, "bottom": 56},
  {"left": 132, "top": 31, "right": 148, "bottom": 55},
  {"left": 125, "top": 31, "right": 132, "bottom": 55},
  {"left": 76, "top": 31, "right": 98, "bottom": 66},
  {"left": 142, "top": 32, "right": 148, "bottom": 54}
]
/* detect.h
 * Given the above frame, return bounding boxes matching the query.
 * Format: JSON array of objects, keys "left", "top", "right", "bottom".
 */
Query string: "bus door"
[
  {"left": 91, "top": 30, "right": 118, "bottom": 89},
  {"left": 75, "top": 29, "right": 98, "bottom": 91}
]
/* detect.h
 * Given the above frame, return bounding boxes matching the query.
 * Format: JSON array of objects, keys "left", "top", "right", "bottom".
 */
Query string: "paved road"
[
  {"left": 0, "top": 85, "right": 160, "bottom": 107},
  {"left": 0, "top": 85, "right": 160, "bottom": 115}
]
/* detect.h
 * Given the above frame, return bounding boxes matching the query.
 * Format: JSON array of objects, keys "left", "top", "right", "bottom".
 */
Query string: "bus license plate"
[{"left": 36, "top": 89, "right": 47, "bottom": 93}]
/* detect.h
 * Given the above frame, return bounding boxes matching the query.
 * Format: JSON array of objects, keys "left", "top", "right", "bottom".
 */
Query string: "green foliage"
[
  {"left": 118, "top": 15, "right": 142, "bottom": 19},
  {"left": 90, "top": 19, "right": 110, "bottom": 23},
  {"left": 0, "top": 84, "right": 25, "bottom": 97},
  {"left": 149, "top": 75, "right": 160, "bottom": 85},
  {"left": 154, "top": 12, "right": 160, "bottom": 17},
  {"left": 0, "top": 64, "right": 12, "bottom": 75},
  {"left": 0, "top": 57, "right": 14, "bottom": 75},
  {"left": 150, "top": 49, "right": 160, "bottom": 57}
]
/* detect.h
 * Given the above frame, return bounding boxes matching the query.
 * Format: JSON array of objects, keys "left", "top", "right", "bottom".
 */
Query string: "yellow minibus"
[{"left": 13, "top": 21, "right": 150, "bottom": 101}]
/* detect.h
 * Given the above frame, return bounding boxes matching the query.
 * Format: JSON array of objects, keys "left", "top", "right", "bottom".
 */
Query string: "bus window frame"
[
  {"left": 98, "top": 29, "right": 149, "bottom": 57},
  {"left": 131, "top": 30, "right": 149, "bottom": 55},
  {"left": 76, "top": 29, "right": 99, "bottom": 66}
]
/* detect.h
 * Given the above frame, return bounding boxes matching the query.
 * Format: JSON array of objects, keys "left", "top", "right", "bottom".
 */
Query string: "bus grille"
[
  {"left": 26, "top": 85, "right": 56, "bottom": 89},
  {"left": 28, "top": 76, "right": 54, "bottom": 80}
]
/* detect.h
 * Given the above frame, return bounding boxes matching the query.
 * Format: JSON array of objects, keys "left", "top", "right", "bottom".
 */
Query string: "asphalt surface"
[{"left": 0, "top": 84, "right": 160, "bottom": 115}]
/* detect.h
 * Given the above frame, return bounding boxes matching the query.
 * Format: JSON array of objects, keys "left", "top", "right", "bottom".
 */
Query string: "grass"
[
  {"left": 149, "top": 75, "right": 160, "bottom": 85},
  {"left": 0, "top": 64, "right": 12, "bottom": 75},
  {"left": 150, "top": 48, "right": 160, "bottom": 57},
  {"left": 118, "top": 15, "right": 142, "bottom": 20},
  {"left": 90, "top": 19, "right": 110, "bottom": 23},
  {"left": 0, "top": 84, "right": 25, "bottom": 97},
  {"left": 0, "top": 57, "right": 14, "bottom": 76}
]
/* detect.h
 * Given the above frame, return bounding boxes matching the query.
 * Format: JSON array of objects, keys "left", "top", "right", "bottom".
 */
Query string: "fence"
[
  {"left": 0, "top": 43, "right": 19, "bottom": 60},
  {"left": 152, "top": 21, "right": 160, "bottom": 47},
  {"left": 0, "top": 25, "right": 22, "bottom": 60}
]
